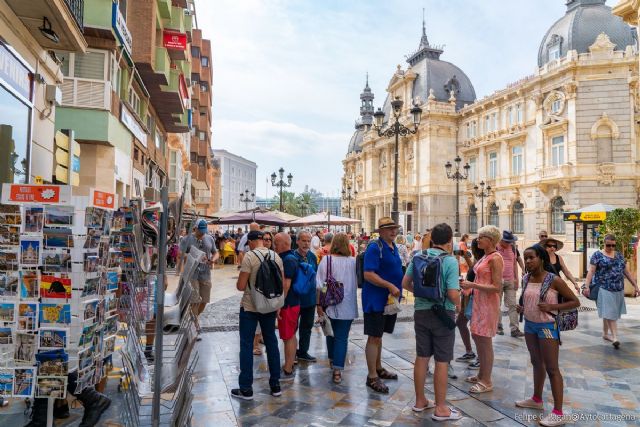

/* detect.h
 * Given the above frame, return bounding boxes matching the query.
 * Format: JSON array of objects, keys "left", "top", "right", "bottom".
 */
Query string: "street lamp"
[
  {"left": 342, "top": 183, "right": 357, "bottom": 232},
  {"left": 373, "top": 96, "right": 422, "bottom": 225},
  {"left": 473, "top": 181, "right": 492, "bottom": 228},
  {"left": 239, "top": 189, "right": 255, "bottom": 221},
  {"left": 271, "top": 167, "right": 292, "bottom": 230},
  {"left": 445, "top": 156, "right": 470, "bottom": 236}
]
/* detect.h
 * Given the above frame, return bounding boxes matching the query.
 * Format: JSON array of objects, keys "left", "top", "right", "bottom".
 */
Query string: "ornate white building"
[{"left": 343, "top": 0, "right": 638, "bottom": 270}]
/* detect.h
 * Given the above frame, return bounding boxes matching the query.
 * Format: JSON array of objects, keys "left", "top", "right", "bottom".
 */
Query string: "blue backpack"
[
  {"left": 290, "top": 255, "right": 316, "bottom": 296},
  {"left": 411, "top": 251, "right": 449, "bottom": 301}
]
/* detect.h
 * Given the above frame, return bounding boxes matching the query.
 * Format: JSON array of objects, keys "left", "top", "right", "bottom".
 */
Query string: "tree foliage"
[
  {"left": 270, "top": 191, "right": 318, "bottom": 216},
  {"left": 599, "top": 208, "right": 640, "bottom": 260}
]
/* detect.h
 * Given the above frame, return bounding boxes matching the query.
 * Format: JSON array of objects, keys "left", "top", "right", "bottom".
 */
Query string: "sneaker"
[
  {"left": 296, "top": 352, "right": 317, "bottom": 362},
  {"left": 539, "top": 412, "right": 566, "bottom": 427},
  {"left": 511, "top": 329, "right": 525, "bottom": 338},
  {"left": 447, "top": 364, "right": 458, "bottom": 379},
  {"left": 231, "top": 388, "right": 254, "bottom": 400},
  {"left": 270, "top": 385, "right": 282, "bottom": 397},
  {"left": 497, "top": 326, "right": 504, "bottom": 336},
  {"left": 281, "top": 367, "right": 295, "bottom": 382},
  {"left": 455, "top": 352, "right": 476, "bottom": 363},
  {"left": 515, "top": 398, "right": 544, "bottom": 409},
  {"left": 468, "top": 360, "right": 480, "bottom": 370}
]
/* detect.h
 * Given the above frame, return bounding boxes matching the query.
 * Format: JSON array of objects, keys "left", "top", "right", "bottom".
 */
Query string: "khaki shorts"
[{"left": 190, "top": 279, "right": 212, "bottom": 304}]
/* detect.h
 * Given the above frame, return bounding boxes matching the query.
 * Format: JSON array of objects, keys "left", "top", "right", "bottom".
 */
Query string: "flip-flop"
[
  {"left": 465, "top": 375, "right": 479, "bottom": 384},
  {"left": 412, "top": 400, "right": 436, "bottom": 412},
  {"left": 603, "top": 335, "right": 613, "bottom": 342},
  {"left": 431, "top": 407, "right": 463, "bottom": 421},
  {"left": 469, "top": 382, "right": 493, "bottom": 394},
  {"left": 613, "top": 340, "right": 620, "bottom": 349}
]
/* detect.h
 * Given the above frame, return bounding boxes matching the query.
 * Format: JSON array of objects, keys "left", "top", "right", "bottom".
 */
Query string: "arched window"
[
  {"left": 469, "top": 205, "right": 478, "bottom": 233},
  {"left": 512, "top": 201, "right": 524, "bottom": 234},
  {"left": 488, "top": 203, "right": 499, "bottom": 227},
  {"left": 551, "top": 197, "right": 565, "bottom": 234}
]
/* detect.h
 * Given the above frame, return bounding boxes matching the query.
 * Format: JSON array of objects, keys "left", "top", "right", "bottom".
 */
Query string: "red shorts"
[{"left": 278, "top": 305, "right": 300, "bottom": 340}]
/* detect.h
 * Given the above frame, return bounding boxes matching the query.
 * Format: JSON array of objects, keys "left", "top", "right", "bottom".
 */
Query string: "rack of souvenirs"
[
  {"left": 0, "top": 185, "right": 118, "bottom": 405},
  {"left": 112, "top": 193, "right": 198, "bottom": 426}
]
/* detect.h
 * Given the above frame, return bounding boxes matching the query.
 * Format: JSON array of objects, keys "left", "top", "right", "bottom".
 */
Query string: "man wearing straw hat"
[{"left": 362, "top": 217, "right": 403, "bottom": 394}]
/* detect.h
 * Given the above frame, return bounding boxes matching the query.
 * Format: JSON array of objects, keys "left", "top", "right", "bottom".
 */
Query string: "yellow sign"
[
  {"left": 54, "top": 131, "right": 80, "bottom": 186},
  {"left": 34, "top": 176, "right": 43, "bottom": 184},
  {"left": 579, "top": 212, "right": 607, "bottom": 222}
]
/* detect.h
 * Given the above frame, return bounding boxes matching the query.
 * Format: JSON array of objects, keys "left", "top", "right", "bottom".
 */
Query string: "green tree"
[
  {"left": 599, "top": 208, "right": 640, "bottom": 260},
  {"left": 271, "top": 190, "right": 297, "bottom": 213},
  {"left": 296, "top": 192, "right": 317, "bottom": 216}
]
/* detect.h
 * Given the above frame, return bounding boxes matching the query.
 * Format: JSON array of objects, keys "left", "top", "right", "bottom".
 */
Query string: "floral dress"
[
  {"left": 470, "top": 252, "right": 502, "bottom": 337},
  {"left": 591, "top": 250, "right": 627, "bottom": 320}
]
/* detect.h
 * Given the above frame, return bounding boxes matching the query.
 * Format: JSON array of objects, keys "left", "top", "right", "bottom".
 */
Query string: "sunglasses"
[
  {"left": 263, "top": 238, "right": 272, "bottom": 242},
  {"left": 539, "top": 235, "right": 548, "bottom": 239},
  {"left": 605, "top": 243, "right": 616, "bottom": 248},
  {"left": 546, "top": 244, "right": 557, "bottom": 249}
]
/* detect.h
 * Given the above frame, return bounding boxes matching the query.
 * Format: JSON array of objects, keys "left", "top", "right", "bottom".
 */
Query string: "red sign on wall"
[
  {"left": 1, "top": 184, "right": 71, "bottom": 204},
  {"left": 91, "top": 189, "right": 116, "bottom": 210},
  {"left": 163, "top": 31, "right": 187, "bottom": 50}
]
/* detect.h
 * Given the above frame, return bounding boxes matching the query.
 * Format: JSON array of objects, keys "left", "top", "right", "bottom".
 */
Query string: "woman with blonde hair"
[
  {"left": 316, "top": 233, "right": 358, "bottom": 384},
  {"left": 460, "top": 225, "right": 503, "bottom": 394}
]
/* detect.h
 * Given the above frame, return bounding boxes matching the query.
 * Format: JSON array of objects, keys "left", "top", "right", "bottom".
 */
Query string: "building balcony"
[
  {"left": 157, "top": 0, "right": 172, "bottom": 19},
  {"left": 191, "top": 82, "right": 201, "bottom": 106},
  {"left": 60, "top": 77, "right": 111, "bottom": 110},
  {"left": 191, "top": 58, "right": 201, "bottom": 80},
  {"left": 189, "top": 164, "right": 207, "bottom": 182},
  {"left": 509, "top": 175, "right": 522, "bottom": 185},
  {"left": 6, "top": 0, "right": 87, "bottom": 52},
  {"left": 197, "top": 140, "right": 208, "bottom": 157},
  {"left": 154, "top": 47, "right": 171, "bottom": 86},
  {"left": 165, "top": 6, "right": 186, "bottom": 33}
]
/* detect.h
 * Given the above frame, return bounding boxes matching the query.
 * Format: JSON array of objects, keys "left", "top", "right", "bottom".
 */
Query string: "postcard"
[
  {"left": 39, "top": 273, "right": 71, "bottom": 299},
  {"left": 39, "top": 328, "right": 67, "bottom": 350},
  {"left": 36, "top": 376, "right": 67, "bottom": 399},
  {"left": 13, "top": 368, "right": 35, "bottom": 397},
  {"left": 0, "top": 248, "right": 19, "bottom": 271},
  {"left": 41, "top": 249, "right": 71, "bottom": 272},
  {"left": 105, "top": 271, "right": 119, "bottom": 291},
  {"left": 84, "top": 254, "right": 99, "bottom": 273},
  {"left": 0, "top": 302, "right": 15, "bottom": 322},
  {"left": 104, "top": 294, "right": 117, "bottom": 313},
  {"left": 23, "top": 207, "right": 43, "bottom": 233},
  {"left": 0, "top": 271, "right": 18, "bottom": 296},
  {"left": 0, "top": 327, "right": 13, "bottom": 345},
  {"left": 83, "top": 300, "right": 99, "bottom": 321},
  {"left": 83, "top": 228, "right": 101, "bottom": 249},
  {"left": 14, "top": 332, "right": 36, "bottom": 363},
  {"left": 17, "top": 303, "right": 38, "bottom": 331},
  {"left": 0, "top": 204, "right": 21, "bottom": 225},
  {"left": 78, "top": 346, "right": 95, "bottom": 371},
  {"left": 104, "top": 315, "right": 118, "bottom": 336},
  {"left": 0, "top": 369, "right": 14, "bottom": 396},
  {"left": 36, "top": 350, "right": 68, "bottom": 376},
  {"left": 104, "top": 335, "right": 116, "bottom": 356},
  {"left": 39, "top": 303, "right": 71, "bottom": 325},
  {"left": 0, "top": 225, "right": 19, "bottom": 245},
  {"left": 19, "top": 270, "right": 39, "bottom": 299},
  {"left": 85, "top": 207, "right": 106, "bottom": 229},
  {"left": 45, "top": 206, "right": 74, "bottom": 227},
  {"left": 43, "top": 227, "right": 74, "bottom": 249},
  {"left": 20, "top": 238, "right": 41, "bottom": 266},
  {"left": 79, "top": 323, "right": 97, "bottom": 347},
  {"left": 81, "top": 277, "right": 99, "bottom": 298}
]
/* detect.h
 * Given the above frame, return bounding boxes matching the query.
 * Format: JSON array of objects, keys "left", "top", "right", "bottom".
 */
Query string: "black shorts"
[
  {"left": 414, "top": 309, "right": 455, "bottom": 362},
  {"left": 363, "top": 312, "right": 397, "bottom": 337}
]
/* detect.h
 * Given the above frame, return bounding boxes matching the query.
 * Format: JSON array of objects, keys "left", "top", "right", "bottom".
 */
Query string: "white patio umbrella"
[{"left": 288, "top": 211, "right": 360, "bottom": 227}]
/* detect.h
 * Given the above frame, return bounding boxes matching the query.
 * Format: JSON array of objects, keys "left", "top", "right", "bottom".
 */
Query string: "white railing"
[
  {"left": 509, "top": 175, "right": 522, "bottom": 185},
  {"left": 540, "top": 166, "right": 559, "bottom": 178},
  {"left": 61, "top": 78, "right": 110, "bottom": 110}
]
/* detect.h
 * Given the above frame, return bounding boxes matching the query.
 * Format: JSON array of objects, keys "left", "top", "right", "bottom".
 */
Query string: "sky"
[{"left": 197, "top": 0, "right": 594, "bottom": 197}]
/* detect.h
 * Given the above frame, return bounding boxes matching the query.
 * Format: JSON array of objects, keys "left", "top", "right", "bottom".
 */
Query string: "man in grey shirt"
[{"left": 179, "top": 219, "right": 219, "bottom": 333}]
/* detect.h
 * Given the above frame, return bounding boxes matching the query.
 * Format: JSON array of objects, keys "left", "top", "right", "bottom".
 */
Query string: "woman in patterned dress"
[
  {"left": 460, "top": 225, "right": 503, "bottom": 394},
  {"left": 583, "top": 234, "right": 639, "bottom": 349}
]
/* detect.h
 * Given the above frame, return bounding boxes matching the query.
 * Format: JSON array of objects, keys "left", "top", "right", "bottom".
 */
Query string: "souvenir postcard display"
[{"left": 0, "top": 195, "right": 118, "bottom": 399}]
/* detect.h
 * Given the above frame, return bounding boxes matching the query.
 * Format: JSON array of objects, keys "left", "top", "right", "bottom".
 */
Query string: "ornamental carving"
[
  {"left": 405, "top": 144, "right": 414, "bottom": 161},
  {"left": 379, "top": 151, "right": 387, "bottom": 169},
  {"left": 598, "top": 163, "right": 615, "bottom": 186},
  {"left": 546, "top": 34, "right": 563, "bottom": 49},
  {"left": 590, "top": 113, "right": 620, "bottom": 140},
  {"left": 589, "top": 33, "right": 616, "bottom": 58},
  {"left": 542, "top": 90, "right": 566, "bottom": 122}
]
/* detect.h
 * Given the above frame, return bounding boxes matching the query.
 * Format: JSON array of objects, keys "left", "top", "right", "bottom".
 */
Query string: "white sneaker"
[
  {"left": 515, "top": 398, "right": 543, "bottom": 409},
  {"left": 539, "top": 412, "right": 565, "bottom": 427}
]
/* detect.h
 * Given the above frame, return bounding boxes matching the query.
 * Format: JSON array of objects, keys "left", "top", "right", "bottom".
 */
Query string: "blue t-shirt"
[
  {"left": 362, "top": 240, "right": 403, "bottom": 313},
  {"left": 591, "top": 250, "right": 626, "bottom": 292},
  {"left": 280, "top": 250, "right": 300, "bottom": 307},
  {"left": 290, "top": 249, "right": 318, "bottom": 308}
]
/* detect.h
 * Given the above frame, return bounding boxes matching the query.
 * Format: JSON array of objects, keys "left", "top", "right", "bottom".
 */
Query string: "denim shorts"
[{"left": 524, "top": 320, "right": 559, "bottom": 340}]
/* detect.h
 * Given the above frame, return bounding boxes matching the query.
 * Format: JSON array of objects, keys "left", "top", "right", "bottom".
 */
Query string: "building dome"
[
  {"left": 347, "top": 126, "right": 364, "bottom": 154},
  {"left": 538, "top": 0, "right": 637, "bottom": 67}
]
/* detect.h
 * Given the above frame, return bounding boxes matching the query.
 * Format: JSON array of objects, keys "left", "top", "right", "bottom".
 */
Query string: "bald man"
[
  {"left": 237, "top": 223, "right": 261, "bottom": 266},
  {"left": 273, "top": 232, "right": 298, "bottom": 380}
]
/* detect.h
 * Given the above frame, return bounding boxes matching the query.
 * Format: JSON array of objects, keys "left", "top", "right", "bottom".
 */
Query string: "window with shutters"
[
  {"left": 488, "top": 152, "right": 498, "bottom": 179},
  {"left": 551, "top": 197, "right": 565, "bottom": 234},
  {"left": 468, "top": 157, "right": 477, "bottom": 183},
  {"left": 551, "top": 136, "right": 564, "bottom": 166},
  {"left": 57, "top": 50, "right": 110, "bottom": 109},
  {"left": 511, "top": 146, "right": 523, "bottom": 176},
  {"left": 512, "top": 201, "right": 524, "bottom": 234},
  {"left": 488, "top": 203, "right": 499, "bottom": 227},
  {"left": 516, "top": 103, "right": 523, "bottom": 123},
  {"left": 469, "top": 205, "right": 478, "bottom": 233}
]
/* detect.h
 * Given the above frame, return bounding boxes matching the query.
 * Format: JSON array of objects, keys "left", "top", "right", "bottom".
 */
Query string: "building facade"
[
  {"left": 212, "top": 149, "right": 257, "bottom": 212},
  {"left": 0, "top": 0, "right": 87, "bottom": 186},
  {"left": 343, "top": 0, "right": 638, "bottom": 271}
]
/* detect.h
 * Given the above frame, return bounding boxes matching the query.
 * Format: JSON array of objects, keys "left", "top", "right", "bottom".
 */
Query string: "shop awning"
[{"left": 563, "top": 203, "right": 616, "bottom": 222}]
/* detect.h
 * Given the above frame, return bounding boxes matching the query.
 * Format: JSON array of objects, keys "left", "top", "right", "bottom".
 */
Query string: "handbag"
[
  {"left": 587, "top": 282, "right": 600, "bottom": 301},
  {"left": 319, "top": 256, "right": 345, "bottom": 307},
  {"left": 538, "top": 273, "right": 578, "bottom": 332},
  {"left": 320, "top": 313, "right": 333, "bottom": 337},
  {"left": 464, "top": 291, "right": 474, "bottom": 320}
]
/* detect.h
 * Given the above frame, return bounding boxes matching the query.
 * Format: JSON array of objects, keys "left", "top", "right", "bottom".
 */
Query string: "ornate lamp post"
[
  {"left": 373, "top": 97, "right": 422, "bottom": 225},
  {"left": 239, "top": 189, "right": 255, "bottom": 221},
  {"left": 341, "top": 183, "right": 357, "bottom": 232},
  {"left": 445, "top": 156, "right": 470, "bottom": 236},
  {"left": 474, "top": 181, "right": 492, "bottom": 228},
  {"left": 271, "top": 167, "right": 292, "bottom": 230}
]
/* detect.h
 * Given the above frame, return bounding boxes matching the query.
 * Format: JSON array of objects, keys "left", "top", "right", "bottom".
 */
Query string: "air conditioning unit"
[{"left": 184, "top": 10, "right": 193, "bottom": 16}]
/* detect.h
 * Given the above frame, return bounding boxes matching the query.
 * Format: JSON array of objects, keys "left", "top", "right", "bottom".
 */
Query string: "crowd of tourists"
[{"left": 175, "top": 216, "right": 640, "bottom": 426}]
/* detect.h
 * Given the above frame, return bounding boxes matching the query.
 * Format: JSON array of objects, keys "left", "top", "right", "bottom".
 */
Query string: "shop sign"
[
  {"left": 112, "top": 2, "right": 133, "bottom": 57},
  {"left": 0, "top": 41, "right": 33, "bottom": 101},
  {"left": 91, "top": 189, "right": 116, "bottom": 210},
  {"left": 563, "top": 211, "right": 607, "bottom": 222},
  {"left": 120, "top": 103, "right": 147, "bottom": 147},
  {"left": 163, "top": 31, "right": 188, "bottom": 50},
  {"left": 1, "top": 184, "right": 71, "bottom": 204}
]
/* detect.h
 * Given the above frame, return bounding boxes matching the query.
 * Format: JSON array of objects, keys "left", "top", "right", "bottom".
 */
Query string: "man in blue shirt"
[
  {"left": 293, "top": 231, "right": 319, "bottom": 362},
  {"left": 362, "top": 217, "right": 403, "bottom": 394},
  {"left": 274, "top": 232, "right": 299, "bottom": 382}
]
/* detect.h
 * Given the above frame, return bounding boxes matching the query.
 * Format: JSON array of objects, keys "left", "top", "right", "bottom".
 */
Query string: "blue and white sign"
[{"left": 112, "top": 2, "right": 132, "bottom": 57}]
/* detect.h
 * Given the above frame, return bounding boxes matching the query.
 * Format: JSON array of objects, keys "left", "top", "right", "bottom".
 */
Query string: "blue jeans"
[
  {"left": 325, "top": 318, "right": 353, "bottom": 370},
  {"left": 239, "top": 307, "right": 280, "bottom": 389}
]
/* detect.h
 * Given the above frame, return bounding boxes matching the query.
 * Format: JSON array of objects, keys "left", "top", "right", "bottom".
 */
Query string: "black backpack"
[
  {"left": 356, "top": 239, "right": 384, "bottom": 288},
  {"left": 251, "top": 250, "right": 285, "bottom": 313}
]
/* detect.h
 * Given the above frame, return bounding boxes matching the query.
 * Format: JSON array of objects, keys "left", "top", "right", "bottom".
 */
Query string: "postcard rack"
[
  {"left": 0, "top": 185, "right": 120, "bottom": 427},
  {"left": 115, "top": 187, "right": 198, "bottom": 426}
]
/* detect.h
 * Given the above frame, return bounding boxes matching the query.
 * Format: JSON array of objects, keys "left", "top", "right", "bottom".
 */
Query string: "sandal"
[
  {"left": 253, "top": 348, "right": 262, "bottom": 356},
  {"left": 376, "top": 368, "right": 398, "bottom": 380},
  {"left": 431, "top": 407, "right": 463, "bottom": 421},
  {"left": 366, "top": 376, "right": 389, "bottom": 394},
  {"left": 469, "top": 382, "right": 493, "bottom": 394},
  {"left": 332, "top": 370, "right": 342, "bottom": 384},
  {"left": 412, "top": 400, "right": 435, "bottom": 412},
  {"left": 603, "top": 335, "right": 613, "bottom": 342},
  {"left": 465, "top": 375, "right": 479, "bottom": 384}
]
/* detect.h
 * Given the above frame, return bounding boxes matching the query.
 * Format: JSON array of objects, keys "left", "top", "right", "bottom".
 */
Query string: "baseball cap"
[
  {"left": 196, "top": 219, "right": 208, "bottom": 232},
  {"left": 247, "top": 230, "right": 264, "bottom": 241}
]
